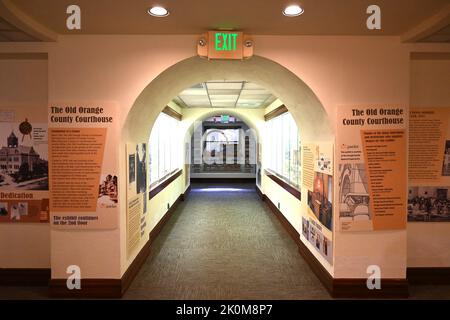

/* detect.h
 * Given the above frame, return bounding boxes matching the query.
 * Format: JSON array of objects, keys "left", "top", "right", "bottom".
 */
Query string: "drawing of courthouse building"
[{"left": 0, "top": 131, "right": 40, "bottom": 174}]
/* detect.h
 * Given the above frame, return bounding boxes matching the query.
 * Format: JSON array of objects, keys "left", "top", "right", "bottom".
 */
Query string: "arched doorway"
[{"left": 121, "top": 55, "right": 335, "bottom": 299}]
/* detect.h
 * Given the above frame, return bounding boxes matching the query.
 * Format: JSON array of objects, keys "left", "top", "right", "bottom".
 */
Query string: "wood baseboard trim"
[
  {"left": 407, "top": 267, "right": 450, "bottom": 285},
  {"left": 263, "top": 194, "right": 300, "bottom": 245},
  {"left": 261, "top": 191, "right": 409, "bottom": 298},
  {"left": 181, "top": 185, "right": 191, "bottom": 201},
  {"left": 190, "top": 177, "right": 256, "bottom": 183},
  {"left": 149, "top": 194, "right": 182, "bottom": 244},
  {"left": 255, "top": 185, "right": 266, "bottom": 201},
  {"left": 0, "top": 268, "right": 50, "bottom": 286},
  {"left": 48, "top": 239, "right": 153, "bottom": 298},
  {"left": 48, "top": 278, "right": 122, "bottom": 298},
  {"left": 49, "top": 193, "right": 185, "bottom": 298},
  {"left": 332, "top": 278, "right": 409, "bottom": 298},
  {"left": 120, "top": 239, "right": 152, "bottom": 296}
]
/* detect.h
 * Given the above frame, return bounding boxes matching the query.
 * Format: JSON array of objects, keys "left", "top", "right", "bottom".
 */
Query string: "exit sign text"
[
  {"left": 215, "top": 32, "right": 238, "bottom": 51},
  {"left": 207, "top": 31, "right": 244, "bottom": 60}
]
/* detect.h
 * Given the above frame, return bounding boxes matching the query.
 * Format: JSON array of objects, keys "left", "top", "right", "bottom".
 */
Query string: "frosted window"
[
  {"left": 265, "top": 112, "right": 300, "bottom": 189},
  {"left": 149, "top": 112, "right": 181, "bottom": 188}
]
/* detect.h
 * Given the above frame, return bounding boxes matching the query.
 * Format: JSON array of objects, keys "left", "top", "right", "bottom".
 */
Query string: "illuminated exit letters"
[
  {"left": 197, "top": 31, "right": 253, "bottom": 60},
  {"left": 215, "top": 32, "right": 238, "bottom": 51}
]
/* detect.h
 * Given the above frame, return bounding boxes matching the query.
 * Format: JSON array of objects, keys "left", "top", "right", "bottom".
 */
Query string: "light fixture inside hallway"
[
  {"left": 147, "top": 6, "right": 170, "bottom": 17},
  {"left": 283, "top": 5, "right": 304, "bottom": 17}
]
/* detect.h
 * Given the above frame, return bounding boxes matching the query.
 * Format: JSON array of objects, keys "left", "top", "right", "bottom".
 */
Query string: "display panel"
[
  {"left": 48, "top": 102, "right": 119, "bottom": 229},
  {"left": 0, "top": 108, "right": 49, "bottom": 224},
  {"left": 336, "top": 105, "right": 407, "bottom": 232}
]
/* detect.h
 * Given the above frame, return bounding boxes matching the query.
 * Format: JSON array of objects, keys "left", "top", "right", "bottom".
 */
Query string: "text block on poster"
[{"left": 361, "top": 129, "right": 406, "bottom": 230}]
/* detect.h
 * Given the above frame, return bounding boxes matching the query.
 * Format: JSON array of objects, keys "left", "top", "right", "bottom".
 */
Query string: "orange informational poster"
[
  {"left": 0, "top": 108, "right": 49, "bottom": 223},
  {"left": 408, "top": 107, "right": 450, "bottom": 223},
  {"left": 336, "top": 105, "right": 407, "bottom": 232},
  {"left": 48, "top": 103, "right": 119, "bottom": 229}
]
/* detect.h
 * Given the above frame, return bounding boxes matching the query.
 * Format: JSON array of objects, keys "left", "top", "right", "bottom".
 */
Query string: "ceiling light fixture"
[
  {"left": 283, "top": 5, "right": 304, "bottom": 17},
  {"left": 147, "top": 6, "right": 169, "bottom": 17}
]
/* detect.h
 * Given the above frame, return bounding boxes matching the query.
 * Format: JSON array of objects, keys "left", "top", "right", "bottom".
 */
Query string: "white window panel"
[
  {"left": 243, "top": 82, "right": 265, "bottom": 90},
  {"left": 236, "top": 101, "right": 264, "bottom": 108},
  {"left": 210, "top": 95, "right": 239, "bottom": 103},
  {"left": 207, "top": 89, "right": 241, "bottom": 96},
  {"left": 179, "top": 88, "right": 208, "bottom": 96},
  {"left": 240, "top": 89, "right": 272, "bottom": 95},
  {"left": 237, "top": 98, "right": 266, "bottom": 103},
  {"left": 236, "top": 103, "right": 261, "bottom": 108},
  {"left": 211, "top": 101, "right": 236, "bottom": 107},
  {"left": 207, "top": 82, "right": 243, "bottom": 90},
  {"left": 179, "top": 94, "right": 210, "bottom": 102},
  {"left": 206, "top": 82, "right": 243, "bottom": 90},
  {"left": 180, "top": 96, "right": 211, "bottom": 107}
]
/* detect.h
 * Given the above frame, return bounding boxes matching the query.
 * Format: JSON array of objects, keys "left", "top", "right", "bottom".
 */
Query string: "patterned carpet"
[{"left": 123, "top": 183, "right": 331, "bottom": 300}]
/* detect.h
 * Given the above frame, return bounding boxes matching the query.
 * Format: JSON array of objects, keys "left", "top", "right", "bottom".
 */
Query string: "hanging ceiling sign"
[{"left": 197, "top": 31, "right": 254, "bottom": 60}]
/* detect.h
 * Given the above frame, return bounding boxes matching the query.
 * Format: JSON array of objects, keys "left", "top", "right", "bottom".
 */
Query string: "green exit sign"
[
  {"left": 221, "top": 115, "right": 230, "bottom": 123},
  {"left": 206, "top": 31, "right": 244, "bottom": 60},
  {"left": 215, "top": 33, "right": 238, "bottom": 51}
]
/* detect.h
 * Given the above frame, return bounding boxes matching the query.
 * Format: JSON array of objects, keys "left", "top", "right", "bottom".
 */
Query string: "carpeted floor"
[{"left": 1, "top": 183, "right": 450, "bottom": 300}]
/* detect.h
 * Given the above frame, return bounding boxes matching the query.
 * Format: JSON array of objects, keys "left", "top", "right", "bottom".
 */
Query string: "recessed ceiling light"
[
  {"left": 283, "top": 5, "right": 304, "bottom": 17},
  {"left": 148, "top": 6, "right": 169, "bottom": 17}
]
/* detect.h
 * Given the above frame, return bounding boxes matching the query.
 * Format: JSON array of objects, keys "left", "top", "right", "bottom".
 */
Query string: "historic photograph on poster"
[
  {"left": 306, "top": 219, "right": 333, "bottom": 265},
  {"left": 98, "top": 174, "right": 118, "bottom": 208},
  {"left": 0, "top": 119, "right": 48, "bottom": 190},
  {"left": 136, "top": 143, "right": 147, "bottom": 194},
  {"left": 301, "top": 217, "right": 309, "bottom": 240},
  {"left": 128, "top": 154, "right": 136, "bottom": 184},
  {"left": 317, "top": 152, "right": 332, "bottom": 174},
  {"left": 408, "top": 186, "right": 450, "bottom": 222},
  {"left": 307, "top": 172, "right": 333, "bottom": 231},
  {"left": 338, "top": 163, "right": 371, "bottom": 223},
  {"left": 0, "top": 202, "right": 7, "bottom": 217},
  {"left": 442, "top": 140, "right": 450, "bottom": 176}
]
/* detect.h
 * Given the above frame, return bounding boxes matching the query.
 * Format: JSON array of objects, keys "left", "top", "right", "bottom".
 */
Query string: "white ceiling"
[{"left": 173, "top": 81, "right": 277, "bottom": 109}]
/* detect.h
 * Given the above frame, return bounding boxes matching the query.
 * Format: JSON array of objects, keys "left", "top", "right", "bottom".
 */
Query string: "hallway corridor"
[{"left": 123, "top": 183, "right": 331, "bottom": 300}]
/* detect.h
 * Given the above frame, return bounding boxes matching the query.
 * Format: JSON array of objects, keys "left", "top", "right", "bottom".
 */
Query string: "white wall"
[{"left": 0, "top": 57, "right": 50, "bottom": 269}]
